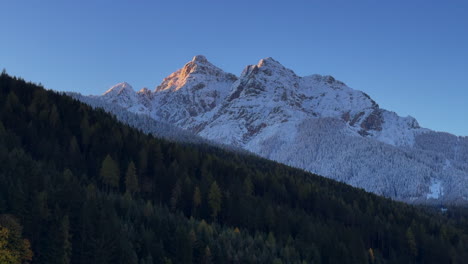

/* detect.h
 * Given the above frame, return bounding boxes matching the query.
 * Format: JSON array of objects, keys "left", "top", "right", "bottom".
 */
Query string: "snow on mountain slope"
[
  {"left": 85, "top": 56, "right": 468, "bottom": 204},
  {"left": 99, "top": 82, "right": 150, "bottom": 115},
  {"left": 102, "top": 82, "right": 136, "bottom": 102},
  {"left": 69, "top": 92, "right": 201, "bottom": 143},
  {"left": 150, "top": 55, "right": 238, "bottom": 128},
  {"left": 68, "top": 91, "right": 249, "bottom": 154}
]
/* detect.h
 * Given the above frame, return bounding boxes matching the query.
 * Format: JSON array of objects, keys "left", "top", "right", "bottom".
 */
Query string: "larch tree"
[
  {"left": 99, "top": 154, "right": 120, "bottom": 190},
  {"left": 138, "top": 148, "right": 148, "bottom": 179},
  {"left": 203, "top": 246, "right": 212, "bottom": 264},
  {"left": 170, "top": 180, "right": 182, "bottom": 211},
  {"left": 79, "top": 116, "right": 91, "bottom": 147},
  {"left": 208, "top": 181, "right": 222, "bottom": 220},
  {"left": 59, "top": 215, "right": 72, "bottom": 264},
  {"left": 48, "top": 105, "right": 60, "bottom": 127},
  {"left": 243, "top": 176, "right": 253, "bottom": 196},
  {"left": 406, "top": 227, "right": 417, "bottom": 257},
  {"left": 0, "top": 215, "right": 33, "bottom": 264},
  {"left": 125, "top": 161, "right": 139, "bottom": 194},
  {"left": 0, "top": 227, "right": 17, "bottom": 264},
  {"left": 193, "top": 186, "right": 202, "bottom": 216}
]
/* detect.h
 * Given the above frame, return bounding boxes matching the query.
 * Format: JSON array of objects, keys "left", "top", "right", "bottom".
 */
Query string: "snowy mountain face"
[
  {"left": 85, "top": 55, "right": 468, "bottom": 204},
  {"left": 101, "top": 55, "right": 238, "bottom": 129}
]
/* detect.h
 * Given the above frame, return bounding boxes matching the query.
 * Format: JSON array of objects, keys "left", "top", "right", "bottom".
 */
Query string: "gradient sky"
[{"left": 1, "top": 0, "right": 467, "bottom": 136}]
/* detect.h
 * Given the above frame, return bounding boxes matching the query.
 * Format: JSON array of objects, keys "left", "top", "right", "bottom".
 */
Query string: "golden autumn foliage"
[{"left": 0, "top": 215, "right": 33, "bottom": 264}]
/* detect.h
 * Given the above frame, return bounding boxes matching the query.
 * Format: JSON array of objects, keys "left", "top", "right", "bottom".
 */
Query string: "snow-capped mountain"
[
  {"left": 152, "top": 55, "right": 237, "bottom": 128},
  {"left": 84, "top": 55, "right": 468, "bottom": 204}
]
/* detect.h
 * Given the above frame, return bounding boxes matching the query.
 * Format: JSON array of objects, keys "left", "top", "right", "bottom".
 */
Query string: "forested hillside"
[{"left": 1, "top": 71, "right": 468, "bottom": 263}]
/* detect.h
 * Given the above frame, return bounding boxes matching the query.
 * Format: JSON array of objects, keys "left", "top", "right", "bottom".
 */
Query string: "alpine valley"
[{"left": 80, "top": 55, "right": 468, "bottom": 205}]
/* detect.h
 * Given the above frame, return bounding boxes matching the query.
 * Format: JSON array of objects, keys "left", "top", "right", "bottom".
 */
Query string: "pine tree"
[
  {"left": 193, "top": 186, "right": 201, "bottom": 216},
  {"left": 68, "top": 136, "right": 80, "bottom": 161},
  {"left": 143, "top": 200, "right": 154, "bottom": 218},
  {"left": 125, "top": 161, "right": 139, "bottom": 194},
  {"left": 266, "top": 232, "right": 276, "bottom": 250},
  {"left": 79, "top": 116, "right": 91, "bottom": 148},
  {"left": 3, "top": 91, "right": 21, "bottom": 115},
  {"left": 243, "top": 176, "right": 253, "bottom": 196},
  {"left": 49, "top": 105, "right": 60, "bottom": 127},
  {"left": 208, "top": 181, "right": 222, "bottom": 220},
  {"left": 170, "top": 180, "right": 182, "bottom": 211},
  {"left": 406, "top": 227, "right": 417, "bottom": 257},
  {"left": 202, "top": 246, "right": 212, "bottom": 264},
  {"left": 138, "top": 148, "right": 148, "bottom": 178},
  {"left": 69, "top": 136, "right": 80, "bottom": 155},
  {"left": 59, "top": 215, "right": 72, "bottom": 264},
  {"left": 0, "top": 121, "right": 6, "bottom": 138},
  {"left": 99, "top": 154, "right": 120, "bottom": 190}
]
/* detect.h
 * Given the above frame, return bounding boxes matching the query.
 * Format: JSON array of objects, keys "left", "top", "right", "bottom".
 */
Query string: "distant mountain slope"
[
  {"left": 69, "top": 91, "right": 205, "bottom": 143},
  {"left": 67, "top": 92, "right": 248, "bottom": 154},
  {"left": 86, "top": 56, "right": 468, "bottom": 204}
]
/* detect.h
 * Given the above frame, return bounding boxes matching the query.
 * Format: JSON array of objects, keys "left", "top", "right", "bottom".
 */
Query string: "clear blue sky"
[{"left": 1, "top": 0, "right": 467, "bottom": 136}]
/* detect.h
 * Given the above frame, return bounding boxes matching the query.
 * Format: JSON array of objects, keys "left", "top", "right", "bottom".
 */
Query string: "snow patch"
[{"left": 427, "top": 178, "right": 443, "bottom": 199}]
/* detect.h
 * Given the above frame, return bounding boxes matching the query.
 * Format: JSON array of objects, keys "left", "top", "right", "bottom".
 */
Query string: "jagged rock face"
[
  {"left": 102, "top": 82, "right": 138, "bottom": 106},
  {"left": 200, "top": 57, "right": 394, "bottom": 146},
  {"left": 152, "top": 55, "right": 238, "bottom": 127},
  {"left": 203, "top": 58, "right": 306, "bottom": 145},
  {"left": 156, "top": 55, "right": 237, "bottom": 93},
  {"left": 91, "top": 56, "right": 468, "bottom": 204}
]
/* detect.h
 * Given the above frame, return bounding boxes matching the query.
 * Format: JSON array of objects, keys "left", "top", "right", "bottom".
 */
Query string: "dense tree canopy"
[
  {"left": 0, "top": 215, "right": 33, "bottom": 264},
  {"left": 0, "top": 71, "right": 468, "bottom": 263}
]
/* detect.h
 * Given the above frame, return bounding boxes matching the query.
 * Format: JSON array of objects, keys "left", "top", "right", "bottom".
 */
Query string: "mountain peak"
[
  {"left": 138, "top": 87, "right": 152, "bottom": 96},
  {"left": 113, "top": 82, "right": 132, "bottom": 89},
  {"left": 181, "top": 55, "right": 219, "bottom": 76},
  {"left": 240, "top": 57, "right": 296, "bottom": 79},
  {"left": 155, "top": 55, "right": 236, "bottom": 93},
  {"left": 191, "top": 55, "right": 209, "bottom": 64},
  {"left": 257, "top": 57, "right": 281, "bottom": 67},
  {"left": 103, "top": 82, "right": 134, "bottom": 96},
  {"left": 101, "top": 82, "right": 139, "bottom": 106}
]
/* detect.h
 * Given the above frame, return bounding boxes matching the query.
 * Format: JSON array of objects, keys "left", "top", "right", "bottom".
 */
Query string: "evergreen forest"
[{"left": 1, "top": 71, "right": 468, "bottom": 263}]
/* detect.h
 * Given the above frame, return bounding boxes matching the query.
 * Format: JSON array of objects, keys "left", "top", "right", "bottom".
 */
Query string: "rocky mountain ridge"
[{"left": 83, "top": 55, "right": 468, "bottom": 204}]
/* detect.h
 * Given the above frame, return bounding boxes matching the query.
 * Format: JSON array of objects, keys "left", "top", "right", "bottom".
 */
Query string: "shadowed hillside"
[{"left": 1, "top": 71, "right": 468, "bottom": 263}]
